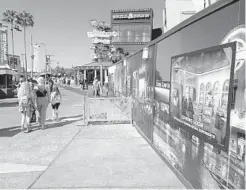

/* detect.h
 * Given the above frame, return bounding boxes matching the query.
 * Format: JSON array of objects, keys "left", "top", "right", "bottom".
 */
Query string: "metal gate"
[{"left": 83, "top": 96, "right": 132, "bottom": 125}]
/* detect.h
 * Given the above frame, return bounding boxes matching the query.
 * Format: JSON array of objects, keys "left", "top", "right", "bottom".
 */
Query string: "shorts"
[{"left": 52, "top": 103, "right": 60, "bottom": 109}]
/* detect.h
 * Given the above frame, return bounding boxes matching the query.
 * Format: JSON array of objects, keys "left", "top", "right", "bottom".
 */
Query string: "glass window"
[
  {"left": 199, "top": 83, "right": 205, "bottom": 103},
  {"left": 119, "top": 24, "right": 129, "bottom": 43},
  {"left": 142, "top": 24, "right": 151, "bottom": 42},
  {"left": 213, "top": 81, "right": 220, "bottom": 108},
  {"left": 135, "top": 25, "right": 142, "bottom": 43},
  {"left": 112, "top": 24, "right": 120, "bottom": 42},
  {"left": 205, "top": 82, "right": 212, "bottom": 106},
  {"left": 221, "top": 80, "right": 229, "bottom": 109}
]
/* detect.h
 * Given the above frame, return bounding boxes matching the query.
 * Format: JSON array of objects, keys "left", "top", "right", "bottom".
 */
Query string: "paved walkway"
[{"left": 0, "top": 87, "right": 185, "bottom": 189}]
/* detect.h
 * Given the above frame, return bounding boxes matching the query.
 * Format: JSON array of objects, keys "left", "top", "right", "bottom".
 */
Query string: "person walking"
[
  {"left": 17, "top": 77, "right": 32, "bottom": 133},
  {"left": 50, "top": 85, "right": 62, "bottom": 121},
  {"left": 49, "top": 79, "right": 54, "bottom": 93},
  {"left": 93, "top": 78, "right": 100, "bottom": 97},
  {"left": 28, "top": 79, "right": 38, "bottom": 125},
  {"left": 36, "top": 77, "right": 50, "bottom": 130}
]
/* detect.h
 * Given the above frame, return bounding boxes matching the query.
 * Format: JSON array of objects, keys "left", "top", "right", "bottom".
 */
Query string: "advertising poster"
[{"left": 170, "top": 42, "right": 236, "bottom": 152}]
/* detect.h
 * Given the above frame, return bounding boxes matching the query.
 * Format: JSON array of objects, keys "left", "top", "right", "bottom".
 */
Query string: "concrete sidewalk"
[
  {"left": 0, "top": 87, "right": 185, "bottom": 189},
  {"left": 30, "top": 124, "right": 185, "bottom": 189}
]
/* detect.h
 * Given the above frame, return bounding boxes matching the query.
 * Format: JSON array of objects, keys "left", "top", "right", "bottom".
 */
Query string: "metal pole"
[
  {"left": 31, "top": 35, "right": 34, "bottom": 78},
  {"left": 45, "top": 49, "right": 47, "bottom": 88},
  {"left": 11, "top": 23, "right": 15, "bottom": 69}
]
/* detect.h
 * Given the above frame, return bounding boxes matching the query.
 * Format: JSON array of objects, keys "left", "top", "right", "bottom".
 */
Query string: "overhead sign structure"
[{"left": 87, "top": 30, "right": 117, "bottom": 38}]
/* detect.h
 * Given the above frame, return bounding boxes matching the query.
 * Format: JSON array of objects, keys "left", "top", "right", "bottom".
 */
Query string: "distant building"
[
  {"left": 163, "top": 0, "right": 196, "bottom": 32},
  {"left": 162, "top": 0, "right": 222, "bottom": 33},
  {"left": 111, "top": 8, "right": 154, "bottom": 55}
]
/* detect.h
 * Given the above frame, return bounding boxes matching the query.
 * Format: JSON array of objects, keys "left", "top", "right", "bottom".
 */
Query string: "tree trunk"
[
  {"left": 11, "top": 22, "right": 15, "bottom": 69},
  {"left": 24, "top": 26, "right": 28, "bottom": 79}
]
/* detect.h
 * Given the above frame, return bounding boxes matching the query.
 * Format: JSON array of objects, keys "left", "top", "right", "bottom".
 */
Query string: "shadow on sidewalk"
[
  {"left": 0, "top": 102, "right": 18, "bottom": 108},
  {"left": 0, "top": 114, "right": 83, "bottom": 138}
]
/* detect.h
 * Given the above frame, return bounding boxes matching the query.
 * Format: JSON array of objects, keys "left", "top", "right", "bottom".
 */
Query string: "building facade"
[
  {"left": 163, "top": 0, "right": 196, "bottom": 32},
  {"left": 111, "top": 8, "right": 154, "bottom": 55}
]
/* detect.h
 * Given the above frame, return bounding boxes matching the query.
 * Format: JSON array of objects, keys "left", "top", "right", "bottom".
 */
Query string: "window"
[
  {"left": 199, "top": 83, "right": 205, "bottom": 103},
  {"left": 112, "top": 23, "right": 151, "bottom": 43},
  {"left": 205, "top": 82, "right": 212, "bottom": 106},
  {"left": 112, "top": 24, "right": 120, "bottom": 42},
  {"left": 213, "top": 81, "right": 220, "bottom": 108},
  {"left": 221, "top": 80, "right": 229, "bottom": 109}
]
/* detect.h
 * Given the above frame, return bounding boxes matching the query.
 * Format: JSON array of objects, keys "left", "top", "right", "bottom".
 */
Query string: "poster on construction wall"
[{"left": 170, "top": 42, "right": 236, "bottom": 152}]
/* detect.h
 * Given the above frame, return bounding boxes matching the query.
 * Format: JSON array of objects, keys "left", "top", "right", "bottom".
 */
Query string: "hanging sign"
[
  {"left": 142, "top": 47, "right": 149, "bottom": 60},
  {"left": 92, "top": 38, "right": 111, "bottom": 44},
  {"left": 87, "top": 30, "right": 117, "bottom": 38}
]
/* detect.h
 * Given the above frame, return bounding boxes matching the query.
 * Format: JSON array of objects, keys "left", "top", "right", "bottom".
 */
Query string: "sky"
[{"left": 0, "top": 0, "right": 165, "bottom": 69}]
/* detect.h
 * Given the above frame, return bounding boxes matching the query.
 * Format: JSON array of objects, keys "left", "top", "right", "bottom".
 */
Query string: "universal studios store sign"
[{"left": 113, "top": 13, "right": 151, "bottom": 20}]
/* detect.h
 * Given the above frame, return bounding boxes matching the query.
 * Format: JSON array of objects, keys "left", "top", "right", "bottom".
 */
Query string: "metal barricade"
[{"left": 83, "top": 96, "right": 132, "bottom": 125}]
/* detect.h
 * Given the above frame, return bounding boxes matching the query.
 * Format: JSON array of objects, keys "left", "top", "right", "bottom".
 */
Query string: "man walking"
[{"left": 92, "top": 78, "right": 100, "bottom": 97}]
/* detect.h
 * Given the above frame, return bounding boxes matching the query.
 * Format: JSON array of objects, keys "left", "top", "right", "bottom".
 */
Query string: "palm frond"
[
  {"left": 2, "top": 9, "right": 17, "bottom": 23},
  {"left": 16, "top": 11, "right": 34, "bottom": 27}
]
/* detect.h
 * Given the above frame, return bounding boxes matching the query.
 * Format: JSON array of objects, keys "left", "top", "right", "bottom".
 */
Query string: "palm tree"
[
  {"left": 2, "top": 10, "right": 17, "bottom": 68},
  {"left": 16, "top": 11, "right": 34, "bottom": 78}
]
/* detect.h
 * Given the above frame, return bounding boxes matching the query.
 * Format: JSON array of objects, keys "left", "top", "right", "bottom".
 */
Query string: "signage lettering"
[{"left": 113, "top": 13, "right": 151, "bottom": 20}]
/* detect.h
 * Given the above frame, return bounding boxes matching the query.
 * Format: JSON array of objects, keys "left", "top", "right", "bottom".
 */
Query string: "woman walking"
[
  {"left": 36, "top": 77, "right": 50, "bottom": 130},
  {"left": 17, "top": 77, "right": 32, "bottom": 133},
  {"left": 50, "top": 85, "right": 62, "bottom": 121}
]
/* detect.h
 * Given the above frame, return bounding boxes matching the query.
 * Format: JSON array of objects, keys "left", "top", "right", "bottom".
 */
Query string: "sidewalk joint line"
[{"left": 27, "top": 127, "right": 83, "bottom": 189}]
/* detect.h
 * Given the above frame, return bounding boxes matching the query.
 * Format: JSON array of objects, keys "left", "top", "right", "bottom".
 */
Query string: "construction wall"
[{"left": 108, "top": 0, "right": 245, "bottom": 189}]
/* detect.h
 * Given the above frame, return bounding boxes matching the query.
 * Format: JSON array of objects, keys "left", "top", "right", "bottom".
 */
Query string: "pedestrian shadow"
[
  {"left": 0, "top": 114, "right": 84, "bottom": 138},
  {"left": 46, "top": 114, "right": 83, "bottom": 122},
  {"left": 0, "top": 126, "right": 21, "bottom": 137}
]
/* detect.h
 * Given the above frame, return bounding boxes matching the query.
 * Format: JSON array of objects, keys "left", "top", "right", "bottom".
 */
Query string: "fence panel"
[{"left": 84, "top": 97, "right": 132, "bottom": 125}]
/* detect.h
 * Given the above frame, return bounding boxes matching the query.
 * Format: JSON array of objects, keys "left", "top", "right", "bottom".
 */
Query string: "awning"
[{"left": 0, "top": 69, "right": 19, "bottom": 75}]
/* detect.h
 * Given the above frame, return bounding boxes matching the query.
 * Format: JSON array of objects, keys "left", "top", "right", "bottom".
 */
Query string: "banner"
[{"left": 170, "top": 42, "right": 236, "bottom": 152}]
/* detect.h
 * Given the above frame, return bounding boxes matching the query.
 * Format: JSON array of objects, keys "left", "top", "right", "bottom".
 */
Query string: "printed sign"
[
  {"left": 170, "top": 42, "right": 236, "bottom": 152},
  {"left": 112, "top": 13, "right": 151, "bottom": 20},
  {"left": 0, "top": 30, "right": 8, "bottom": 65},
  {"left": 87, "top": 30, "right": 117, "bottom": 38},
  {"left": 92, "top": 38, "right": 111, "bottom": 44}
]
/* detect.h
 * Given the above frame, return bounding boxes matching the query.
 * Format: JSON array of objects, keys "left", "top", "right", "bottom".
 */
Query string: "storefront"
[{"left": 111, "top": 8, "right": 153, "bottom": 54}]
